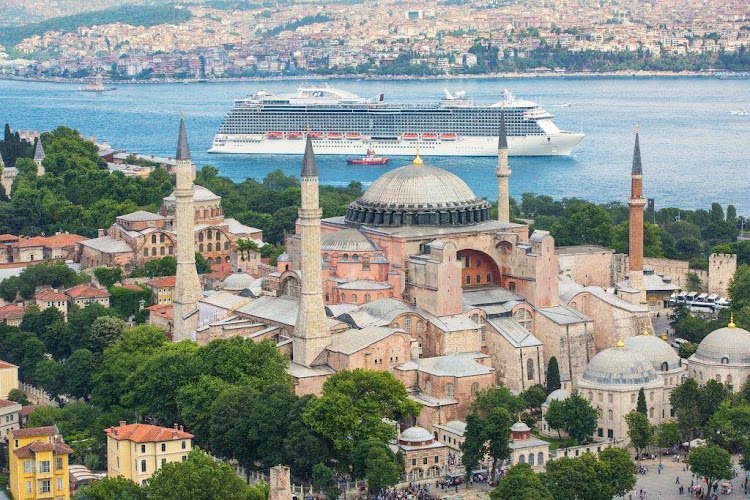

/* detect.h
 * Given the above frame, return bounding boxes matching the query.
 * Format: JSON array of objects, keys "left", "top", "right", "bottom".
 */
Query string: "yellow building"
[
  {"left": 105, "top": 421, "right": 193, "bottom": 486},
  {"left": 9, "top": 425, "right": 72, "bottom": 500}
]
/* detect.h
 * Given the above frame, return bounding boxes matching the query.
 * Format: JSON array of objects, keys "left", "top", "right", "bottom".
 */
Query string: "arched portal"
[
  {"left": 280, "top": 276, "right": 301, "bottom": 298},
  {"left": 457, "top": 249, "right": 502, "bottom": 288}
]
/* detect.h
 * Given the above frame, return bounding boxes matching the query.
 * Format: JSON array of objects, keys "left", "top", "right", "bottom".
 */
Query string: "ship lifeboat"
[
  {"left": 286, "top": 132, "right": 303, "bottom": 140},
  {"left": 266, "top": 132, "right": 283, "bottom": 140},
  {"left": 402, "top": 133, "right": 418, "bottom": 141},
  {"left": 346, "top": 133, "right": 361, "bottom": 140},
  {"left": 308, "top": 132, "right": 323, "bottom": 140},
  {"left": 421, "top": 133, "right": 438, "bottom": 141},
  {"left": 327, "top": 133, "right": 343, "bottom": 140},
  {"left": 440, "top": 133, "right": 457, "bottom": 141}
]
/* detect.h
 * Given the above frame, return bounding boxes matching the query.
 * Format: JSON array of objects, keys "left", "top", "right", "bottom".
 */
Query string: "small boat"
[
  {"left": 346, "top": 133, "right": 361, "bottom": 140},
  {"left": 327, "top": 133, "right": 343, "bottom": 140},
  {"left": 266, "top": 132, "right": 283, "bottom": 139},
  {"left": 347, "top": 150, "right": 390, "bottom": 165},
  {"left": 402, "top": 133, "right": 418, "bottom": 141},
  {"left": 440, "top": 133, "right": 457, "bottom": 141},
  {"left": 308, "top": 131, "right": 323, "bottom": 140},
  {"left": 77, "top": 76, "right": 115, "bottom": 92},
  {"left": 286, "top": 132, "right": 303, "bottom": 140},
  {"left": 421, "top": 133, "right": 438, "bottom": 141},
  {"left": 730, "top": 109, "right": 749, "bottom": 116}
]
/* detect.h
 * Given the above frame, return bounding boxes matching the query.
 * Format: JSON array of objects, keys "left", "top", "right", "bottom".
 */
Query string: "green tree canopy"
[
  {"left": 73, "top": 476, "right": 146, "bottom": 499},
  {"left": 492, "top": 462, "right": 553, "bottom": 500},
  {"left": 688, "top": 445, "right": 733, "bottom": 497},
  {"left": 545, "top": 356, "right": 561, "bottom": 394}
]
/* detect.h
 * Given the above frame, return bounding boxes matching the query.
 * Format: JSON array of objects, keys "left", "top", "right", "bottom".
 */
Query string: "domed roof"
[
  {"left": 345, "top": 160, "right": 490, "bottom": 227},
  {"left": 544, "top": 388, "right": 570, "bottom": 406},
  {"left": 580, "top": 344, "right": 659, "bottom": 387},
  {"left": 223, "top": 271, "right": 256, "bottom": 291},
  {"left": 625, "top": 331, "right": 682, "bottom": 372},
  {"left": 164, "top": 184, "right": 221, "bottom": 203},
  {"left": 277, "top": 253, "right": 291, "bottom": 262},
  {"left": 321, "top": 229, "right": 377, "bottom": 252},
  {"left": 400, "top": 426, "right": 433, "bottom": 442},
  {"left": 694, "top": 320, "right": 750, "bottom": 364},
  {"left": 511, "top": 421, "right": 530, "bottom": 432}
]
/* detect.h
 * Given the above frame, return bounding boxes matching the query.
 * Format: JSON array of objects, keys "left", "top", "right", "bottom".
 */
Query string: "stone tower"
[
  {"left": 496, "top": 110, "right": 511, "bottom": 223},
  {"left": 171, "top": 116, "right": 202, "bottom": 342},
  {"left": 292, "top": 136, "right": 330, "bottom": 366},
  {"left": 269, "top": 466, "right": 292, "bottom": 500},
  {"left": 708, "top": 253, "right": 737, "bottom": 297},
  {"left": 626, "top": 126, "right": 647, "bottom": 305},
  {"left": 33, "top": 137, "right": 45, "bottom": 175}
]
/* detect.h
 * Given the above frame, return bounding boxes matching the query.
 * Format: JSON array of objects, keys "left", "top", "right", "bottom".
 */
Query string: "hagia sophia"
[{"left": 145, "top": 116, "right": 748, "bottom": 451}]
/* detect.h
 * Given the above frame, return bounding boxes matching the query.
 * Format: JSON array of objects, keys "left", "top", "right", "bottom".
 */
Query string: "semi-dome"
[
  {"left": 276, "top": 253, "right": 291, "bottom": 262},
  {"left": 321, "top": 229, "right": 377, "bottom": 252},
  {"left": 694, "top": 321, "right": 750, "bottom": 365},
  {"left": 625, "top": 331, "right": 682, "bottom": 372},
  {"left": 399, "top": 426, "right": 433, "bottom": 444},
  {"left": 581, "top": 344, "right": 658, "bottom": 387},
  {"left": 223, "top": 270, "right": 256, "bottom": 291},
  {"left": 345, "top": 160, "right": 490, "bottom": 227},
  {"left": 544, "top": 388, "right": 570, "bottom": 406}
]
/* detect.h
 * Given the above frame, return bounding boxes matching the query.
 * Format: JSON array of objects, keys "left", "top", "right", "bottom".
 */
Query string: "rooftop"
[
  {"left": 105, "top": 422, "right": 193, "bottom": 443},
  {"left": 66, "top": 283, "right": 110, "bottom": 299}
]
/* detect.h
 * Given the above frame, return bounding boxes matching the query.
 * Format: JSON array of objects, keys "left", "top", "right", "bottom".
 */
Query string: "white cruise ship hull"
[{"left": 209, "top": 132, "right": 584, "bottom": 157}]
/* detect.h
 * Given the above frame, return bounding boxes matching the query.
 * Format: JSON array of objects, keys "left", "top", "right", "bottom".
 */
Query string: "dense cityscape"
[{"left": 0, "top": 0, "right": 749, "bottom": 80}]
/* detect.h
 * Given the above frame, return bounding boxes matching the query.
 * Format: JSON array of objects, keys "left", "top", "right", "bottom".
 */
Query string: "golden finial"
[
  {"left": 616, "top": 335, "right": 625, "bottom": 348},
  {"left": 635, "top": 122, "right": 640, "bottom": 134},
  {"left": 661, "top": 332, "right": 668, "bottom": 341},
  {"left": 728, "top": 313, "right": 736, "bottom": 329},
  {"left": 642, "top": 326, "right": 650, "bottom": 336},
  {"left": 413, "top": 140, "right": 423, "bottom": 166},
  {"left": 179, "top": 110, "right": 184, "bottom": 120}
]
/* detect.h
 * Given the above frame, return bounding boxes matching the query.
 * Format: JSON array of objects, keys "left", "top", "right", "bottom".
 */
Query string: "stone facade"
[
  {"left": 708, "top": 253, "right": 737, "bottom": 297},
  {"left": 557, "top": 246, "right": 614, "bottom": 288}
]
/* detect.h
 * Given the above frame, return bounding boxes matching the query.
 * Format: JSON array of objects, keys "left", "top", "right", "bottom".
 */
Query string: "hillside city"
[{"left": 0, "top": 0, "right": 748, "bottom": 80}]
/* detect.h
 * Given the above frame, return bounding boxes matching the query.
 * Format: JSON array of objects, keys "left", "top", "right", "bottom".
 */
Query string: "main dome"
[
  {"left": 580, "top": 345, "right": 658, "bottom": 387},
  {"left": 694, "top": 324, "right": 750, "bottom": 364},
  {"left": 625, "top": 334, "right": 682, "bottom": 372},
  {"left": 345, "top": 162, "right": 490, "bottom": 227}
]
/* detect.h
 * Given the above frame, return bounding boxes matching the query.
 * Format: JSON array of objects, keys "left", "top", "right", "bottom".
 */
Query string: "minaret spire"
[
  {"left": 627, "top": 124, "right": 646, "bottom": 305},
  {"left": 33, "top": 137, "right": 45, "bottom": 175},
  {"left": 172, "top": 116, "right": 202, "bottom": 342},
  {"left": 496, "top": 108, "right": 511, "bottom": 223},
  {"left": 293, "top": 135, "right": 330, "bottom": 366}
]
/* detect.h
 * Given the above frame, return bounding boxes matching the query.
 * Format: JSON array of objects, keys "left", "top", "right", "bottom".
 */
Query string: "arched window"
[
  {"left": 649, "top": 407, "right": 654, "bottom": 418},
  {"left": 404, "top": 316, "right": 412, "bottom": 331},
  {"left": 351, "top": 294, "right": 357, "bottom": 303},
  {"left": 649, "top": 391, "right": 654, "bottom": 401},
  {"left": 445, "top": 384, "right": 454, "bottom": 398},
  {"left": 471, "top": 382, "right": 479, "bottom": 396},
  {"left": 150, "top": 234, "right": 156, "bottom": 244},
  {"left": 224, "top": 242, "right": 230, "bottom": 251},
  {"left": 631, "top": 393, "right": 636, "bottom": 404},
  {"left": 207, "top": 243, "right": 213, "bottom": 252},
  {"left": 425, "top": 380, "right": 432, "bottom": 395},
  {"left": 216, "top": 257, "right": 222, "bottom": 264},
  {"left": 537, "top": 452, "right": 544, "bottom": 466},
  {"left": 151, "top": 247, "right": 156, "bottom": 256},
  {"left": 571, "top": 301, "right": 577, "bottom": 310},
  {"left": 726, "top": 374, "right": 733, "bottom": 385},
  {"left": 715, "top": 374, "right": 721, "bottom": 382},
  {"left": 168, "top": 246, "right": 173, "bottom": 255},
  {"left": 341, "top": 254, "right": 349, "bottom": 262},
  {"left": 160, "top": 246, "right": 165, "bottom": 255},
  {"left": 526, "top": 358, "right": 534, "bottom": 380},
  {"left": 364, "top": 294, "right": 371, "bottom": 303},
  {"left": 198, "top": 233, "right": 204, "bottom": 242},
  {"left": 519, "top": 455, "right": 525, "bottom": 464},
  {"left": 661, "top": 361, "right": 669, "bottom": 372},
  {"left": 199, "top": 244, "right": 204, "bottom": 252},
  {"left": 528, "top": 453, "right": 534, "bottom": 466},
  {"left": 216, "top": 232, "right": 221, "bottom": 241},
  {"left": 608, "top": 393, "right": 613, "bottom": 403},
  {"left": 466, "top": 275, "right": 471, "bottom": 285},
  {"left": 207, "top": 229, "right": 212, "bottom": 240},
  {"left": 607, "top": 409, "right": 613, "bottom": 421},
  {"left": 486, "top": 273, "right": 492, "bottom": 283},
  {"left": 340, "top": 293, "right": 346, "bottom": 302},
  {"left": 587, "top": 391, "right": 593, "bottom": 401},
  {"left": 160, "top": 234, "right": 165, "bottom": 243},
  {"left": 699, "top": 371, "right": 703, "bottom": 380},
  {"left": 514, "top": 308, "right": 532, "bottom": 331},
  {"left": 476, "top": 274, "right": 481, "bottom": 284},
  {"left": 352, "top": 254, "right": 359, "bottom": 262},
  {"left": 598, "top": 392, "right": 603, "bottom": 403},
  {"left": 143, "top": 248, "right": 148, "bottom": 256},
  {"left": 721, "top": 356, "right": 729, "bottom": 365},
  {"left": 363, "top": 257, "right": 370, "bottom": 270},
  {"left": 416, "top": 321, "right": 424, "bottom": 333}
]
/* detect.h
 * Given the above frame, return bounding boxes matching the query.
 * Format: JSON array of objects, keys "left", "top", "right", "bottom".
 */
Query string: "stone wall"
[{"left": 708, "top": 253, "right": 737, "bottom": 297}]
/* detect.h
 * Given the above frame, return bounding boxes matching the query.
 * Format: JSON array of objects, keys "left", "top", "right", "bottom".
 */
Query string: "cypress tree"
[
  {"left": 546, "top": 356, "right": 561, "bottom": 394},
  {"left": 637, "top": 387, "right": 648, "bottom": 415}
]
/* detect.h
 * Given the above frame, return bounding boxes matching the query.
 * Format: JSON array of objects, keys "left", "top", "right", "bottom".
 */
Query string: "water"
[{"left": 1, "top": 77, "right": 748, "bottom": 213}]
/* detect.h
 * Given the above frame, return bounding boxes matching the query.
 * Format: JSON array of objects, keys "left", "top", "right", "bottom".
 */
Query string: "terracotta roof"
[
  {"left": 65, "top": 284, "right": 110, "bottom": 299},
  {"left": 13, "top": 234, "right": 86, "bottom": 249},
  {"left": 14, "top": 440, "right": 73, "bottom": 458},
  {"left": 0, "top": 304, "right": 25, "bottom": 321},
  {"left": 19, "top": 406, "right": 36, "bottom": 417},
  {"left": 0, "top": 360, "right": 18, "bottom": 369},
  {"left": 35, "top": 289, "right": 67, "bottom": 302},
  {"left": 0, "top": 234, "right": 19, "bottom": 242},
  {"left": 105, "top": 423, "right": 193, "bottom": 443},
  {"left": 0, "top": 399, "right": 21, "bottom": 409},
  {"left": 147, "top": 304, "right": 173, "bottom": 320},
  {"left": 203, "top": 269, "right": 233, "bottom": 281},
  {"left": 12, "top": 425, "right": 59, "bottom": 439},
  {"left": 146, "top": 276, "right": 176, "bottom": 288},
  {"left": 119, "top": 283, "right": 145, "bottom": 292},
  {"left": 210, "top": 262, "right": 231, "bottom": 274}
]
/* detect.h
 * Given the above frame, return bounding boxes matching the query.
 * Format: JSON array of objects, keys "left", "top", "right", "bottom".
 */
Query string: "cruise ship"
[{"left": 209, "top": 85, "right": 584, "bottom": 157}]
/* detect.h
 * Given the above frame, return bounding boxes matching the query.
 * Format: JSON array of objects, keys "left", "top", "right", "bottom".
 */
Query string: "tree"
[
  {"left": 491, "top": 463, "right": 553, "bottom": 500},
  {"left": 561, "top": 394, "right": 598, "bottom": 444},
  {"left": 461, "top": 406, "right": 512, "bottom": 478},
  {"left": 705, "top": 401, "right": 750, "bottom": 453},
  {"left": 88, "top": 316, "right": 127, "bottom": 353},
  {"left": 678, "top": 342, "right": 698, "bottom": 359},
  {"left": 522, "top": 385, "right": 547, "bottom": 413},
  {"left": 544, "top": 399, "right": 566, "bottom": 439},
  {"left": 654, "top": 422, "right": 680, "bottom": 463},
  {"left": 542, "top": 453, "right": 612, "bottom": 500},
  {"left": 636, "top": 388, "right": 648, "bottom": 415},
  {"left": 545, "top": 357, "right": 561, "bottom": 394},
  {"left": 147, "top": 448, "right": 253, "bottom": 500},
  {"left": 176, "top": 375, "right": 232, "bottom": 448},
  {"left": 686, "top": 272, "right": 703, "bottom": 293},
  {"left": 312, "top": 463, "right": 339, "bottom": 500},
  {"left": 598, "top": 447, "right": 637, "bottom": 497},
  {"left": 361, "top": 440, "right": 401, "bottom": 492},
  {"left": 625, "top": 412, "right": 653, "bottom": 464},
  {"left": 728, "top": 264, "right": 750, "bottom": 310},
  {"left": 688, "top": 445, "right": 732, "bottom": 499},
  {"left": 7, "top": 388, "right": 30, "bottom": 406},
  {"left": 73, "top": 476, "right": 145, "bottom": 499},
  {"left": 303, "top": 370, "right": 419, "bottom": 461},
  {"left": 64, "top": 349, "right": 97, "bottom": 399},
  {"left": 93, "top": 267, "right": 122, "bottom": 288},
  {"left": 671, "top": 378, "right": 703, "bottom": 441}
]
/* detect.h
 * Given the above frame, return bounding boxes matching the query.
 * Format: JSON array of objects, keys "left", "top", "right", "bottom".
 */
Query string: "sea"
[{"left": 1, "top": 77, "right": 749, "bottom": 213}]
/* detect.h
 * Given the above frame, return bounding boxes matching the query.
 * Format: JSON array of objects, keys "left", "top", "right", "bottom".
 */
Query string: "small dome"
[
  {"left": 544, "top": 388, "right": 570, "bottom": 406},
  {"left": 321, "top": 229, "right": 377, "bottom": 252},
  {"left": 625, "top": 334, "right": 682, "bottom": 372},
  {"left": 277, "top": 253, "right": 291, "bottom": 262},
  {"left": 511, "top": 421, "right": 530, "bottom": 432},
  {"left": 223, "top": 271, "right": 256, "bottom": 291},
  {"left": 581, "top": 345, "right": 658, "bottom": 387},
  {"left": 694, "top": 324, "right": 750, "bottom": 364},
  {"left": 345, "top": 162, "right": 490, "bottom": 227},
  {"left": 399, "top": 426, "right": 433, "bottom": 442}
]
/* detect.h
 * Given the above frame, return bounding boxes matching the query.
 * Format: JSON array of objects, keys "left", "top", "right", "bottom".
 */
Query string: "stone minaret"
[
  {"left": 627, "top": 126, "right": 647, "bottom": 304},
  {"left": 496, "top": 110, "right": 511, "bottom": 223},
  {"left": 33, "top": 137, "right": 45, "bottom": 175},
  {"left": 292, "top": 136, "right": 330, "bottom": 366},
  {"left": 172, "top": 116, "right": 202, "bottom": 342}
]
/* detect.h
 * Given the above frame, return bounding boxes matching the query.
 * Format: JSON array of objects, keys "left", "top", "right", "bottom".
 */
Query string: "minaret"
[
  {"left": 627, "top": 126, "right": 647, "bottom": 304},
  {"left": 171, "top": 116, "right": 202, "bottom": 342},
  {"left": 496, "top": 109, "right": 511, "bottom": 223},
  {"left": 292, "top": 135, "right": 330, "bottom": 366},
  {"left": 33, "top": 137, "right": 45, "bottom": 175}
]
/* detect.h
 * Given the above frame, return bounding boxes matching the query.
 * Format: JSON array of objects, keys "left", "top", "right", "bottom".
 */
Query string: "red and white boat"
[
  {"left": 347, "top": 150, "right": 390, "bottom": 165},
  {"left": 266, "top": 132, "right": 283, "bottom": 139},
  {"left": 308, "top": 132, "right": 323, "bottom": 140},
  {"left": 421, "top": 133, "right": 438, "bottom": 141},
  {"left": 440, "top": 133, "right": 457, "bottom": 141},
  {"left": 402, "top": 133, "right": 418, "bottom": 141},
  {"left": 286, "top": 132, "right": 303, "bottom": 140},
  {"left": 346, "top": 133, "right": 361, "bottom": 140},
  {"left": 327, "top": 133, "right": 343, "bottom": 140}
]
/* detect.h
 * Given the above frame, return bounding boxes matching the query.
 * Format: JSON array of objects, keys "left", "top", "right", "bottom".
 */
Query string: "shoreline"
[{"left": 0, "top": 70, "right": 722, "bottom": 85}]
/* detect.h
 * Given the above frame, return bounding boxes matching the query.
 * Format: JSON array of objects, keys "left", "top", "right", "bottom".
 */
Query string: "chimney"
[
  {"left": 179, "top": 425, "right": 184, "bottom": 432},
  {"left": 119, "top": 421, "right": 126, "bottom": 427},
  {"left": 98, "top": 229, "right": 106, "bottom": 238},
  {"left": 173, "top": 423, "right": 179, "bottom": 429}
]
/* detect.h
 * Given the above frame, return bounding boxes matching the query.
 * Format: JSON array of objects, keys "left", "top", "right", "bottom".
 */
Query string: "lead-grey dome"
[
  {"left": 399, "top": 426, "right": 433, "bottom": 443},
  {"left": 544, "top": 388, "right": 570, "bottom": 406},
  {"left": 321, "top": 229, "right": 377, "bottom": 252},
  {"left": 223, "top": 271, "right": 256, "bottom": 291},
  {"left": 694, "top": 325, "right": 750, "bottom": 364},
  {"left": 345, "top": 162, "right": 490, "bottom": 227},
  {"left": 625, "top": 334, "right": 682, "bottom": 372},
  {"left": 581, "top": 346, "right": 658, "bottom": 387}
]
